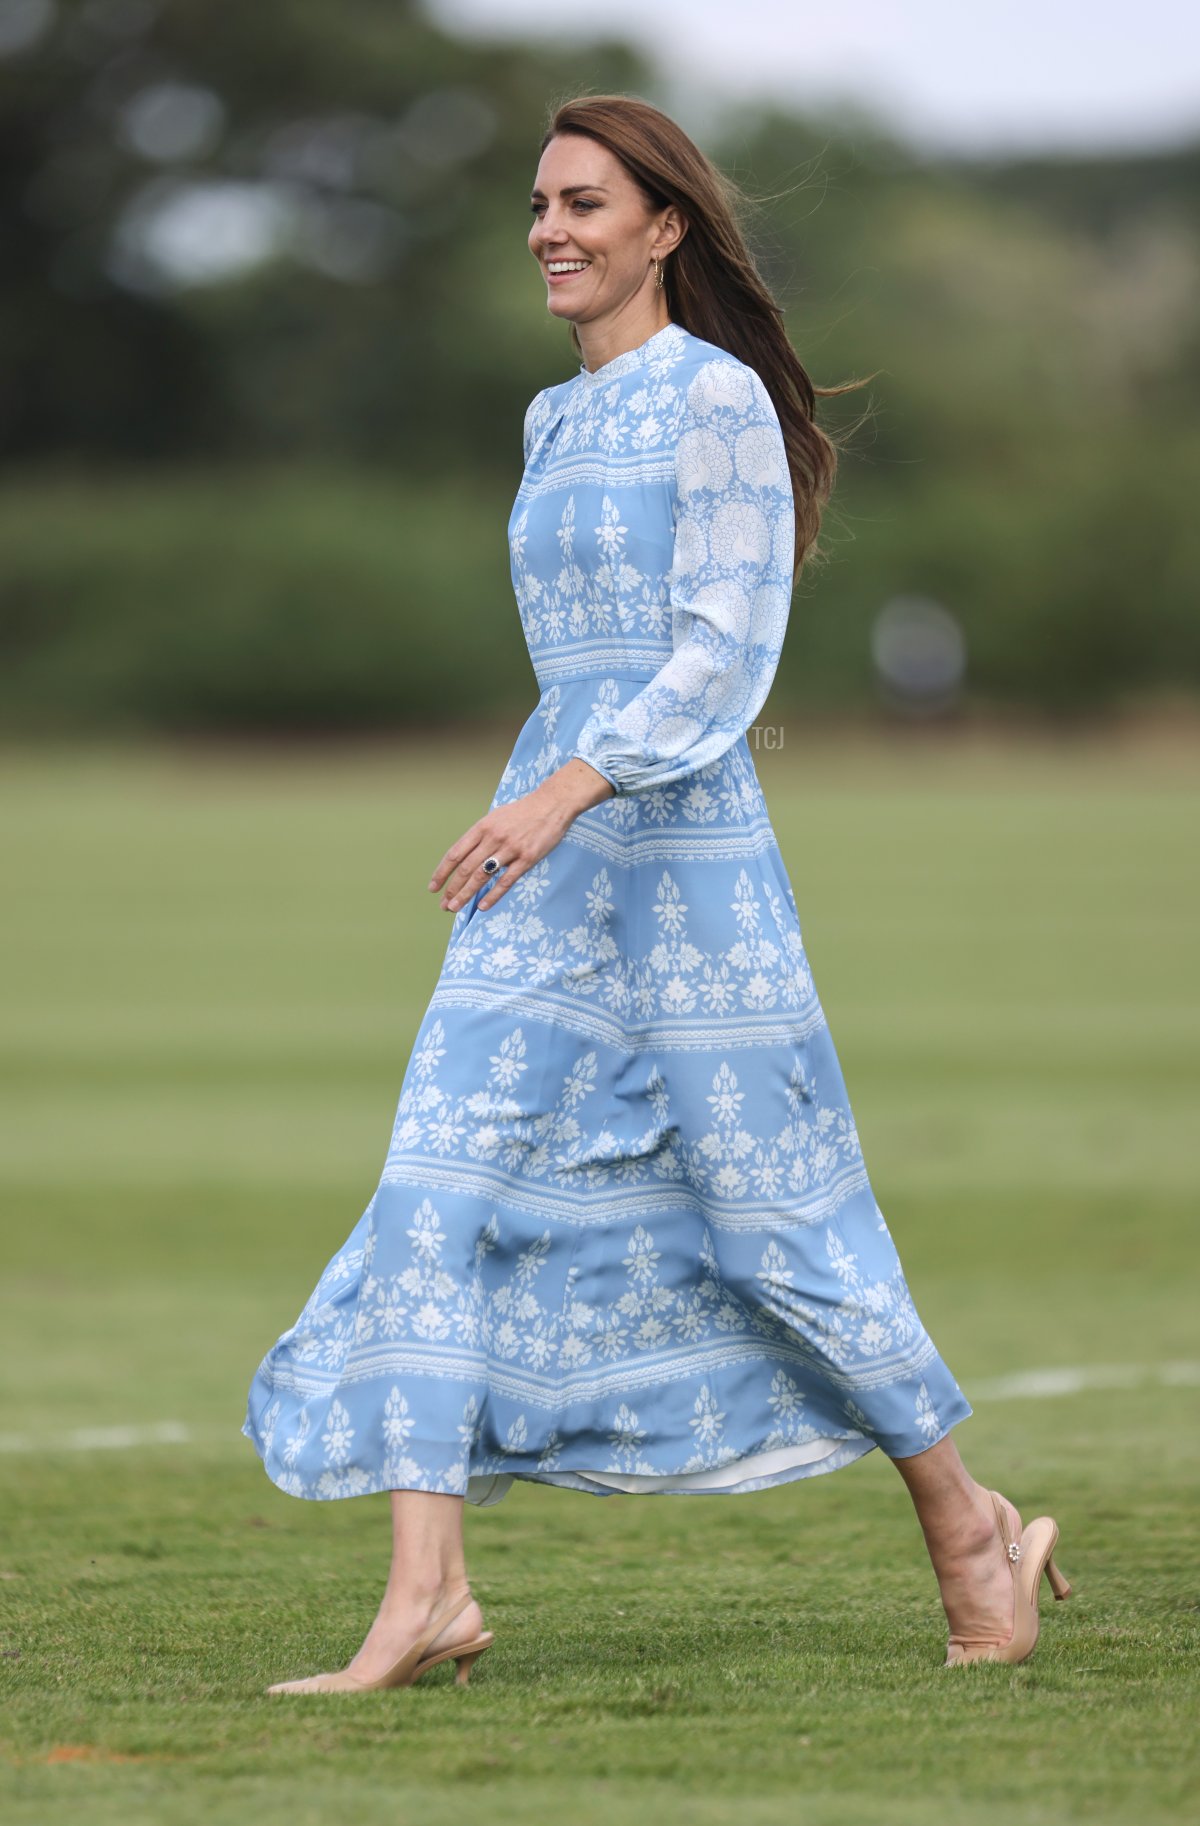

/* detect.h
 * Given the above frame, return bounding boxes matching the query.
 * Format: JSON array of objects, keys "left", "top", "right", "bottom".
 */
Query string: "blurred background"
[
  {"left": 2, "top": 0, "right": 1199, "bottom": 732},
  {"left": 1, "top": 8, "right": 1198, "bottom": 1807},
  {"left": 4, "top": 0, "right": 1199, "bottom": 1415}
]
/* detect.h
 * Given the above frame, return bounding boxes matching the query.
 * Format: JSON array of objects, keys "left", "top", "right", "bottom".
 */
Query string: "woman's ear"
[{"left": 653, "top": 205, "right": 683, "bottom": 259}]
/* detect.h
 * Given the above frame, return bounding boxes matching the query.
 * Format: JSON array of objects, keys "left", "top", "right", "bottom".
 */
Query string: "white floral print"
[{"left": 242, "top": 323, "right": 972, "bottom": 1505}]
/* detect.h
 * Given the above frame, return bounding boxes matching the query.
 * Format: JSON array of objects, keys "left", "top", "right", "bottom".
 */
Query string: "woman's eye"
[{"left": 528, "top": 199, "right": 598, "bottom": 214}]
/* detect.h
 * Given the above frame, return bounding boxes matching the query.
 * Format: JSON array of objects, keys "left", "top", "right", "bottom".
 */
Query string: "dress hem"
[{"left": 240, "top": 1398, "right": 973, "bottom": 1507}]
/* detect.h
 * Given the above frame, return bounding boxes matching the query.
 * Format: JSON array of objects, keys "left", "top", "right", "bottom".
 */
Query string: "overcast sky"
[{"left": 428, "top": 0, "right": 1200, "bottom": 157}]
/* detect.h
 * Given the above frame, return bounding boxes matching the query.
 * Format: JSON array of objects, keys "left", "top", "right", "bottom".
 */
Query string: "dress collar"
[{"left": 576, "top": 321, "right": 685, "bottom": 386}]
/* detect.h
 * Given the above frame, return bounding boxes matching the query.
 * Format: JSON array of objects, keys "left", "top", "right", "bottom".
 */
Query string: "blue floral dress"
[{"left": 242, "top": 321, "right": 973, "bottom": 1506}]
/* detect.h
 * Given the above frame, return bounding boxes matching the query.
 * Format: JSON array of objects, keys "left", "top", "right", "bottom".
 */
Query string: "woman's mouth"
[{"left": 546, "top": 260, "right": 592, "bottom": 284}]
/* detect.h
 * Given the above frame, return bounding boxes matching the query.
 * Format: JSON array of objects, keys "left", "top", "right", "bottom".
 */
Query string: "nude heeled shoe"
[
  {"left": 944, "top": 1487, "right": 1072, "bottom": 1667},
  {"left": 266, "top": 1586, "right": 494, "bottom": 1694}
]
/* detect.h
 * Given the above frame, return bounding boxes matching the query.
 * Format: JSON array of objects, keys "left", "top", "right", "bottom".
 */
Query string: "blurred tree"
[
  {"left": 1, "top": 0, "right": 652, "bottom": 468},
  {"left": 1, "top": 2, "right": 1198, "bottom": 727}
]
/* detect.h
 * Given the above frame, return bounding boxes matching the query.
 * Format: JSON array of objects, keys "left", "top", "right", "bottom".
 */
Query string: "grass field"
[{"left": 1, "top": 729, "right": 1197, "bottom": 1826}]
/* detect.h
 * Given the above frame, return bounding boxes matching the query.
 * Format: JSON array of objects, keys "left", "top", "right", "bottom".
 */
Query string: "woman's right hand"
[{"left": 429, "top": 758, "right": 613, "bottom": 915}]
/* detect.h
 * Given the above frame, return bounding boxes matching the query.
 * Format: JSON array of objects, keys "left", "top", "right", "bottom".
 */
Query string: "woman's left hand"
[{"left": 428, "top": 758, "right": 615, "bottom": 914}]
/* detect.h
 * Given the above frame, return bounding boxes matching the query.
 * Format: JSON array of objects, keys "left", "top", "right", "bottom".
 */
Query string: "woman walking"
[{"left": 242, "top": 94, "right": 1070, "bottom": 1692}]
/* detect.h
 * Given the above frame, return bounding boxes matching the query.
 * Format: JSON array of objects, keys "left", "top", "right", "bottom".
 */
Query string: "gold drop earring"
[{"left": 653, "top": 256, "right": 664, "bottom": 292}]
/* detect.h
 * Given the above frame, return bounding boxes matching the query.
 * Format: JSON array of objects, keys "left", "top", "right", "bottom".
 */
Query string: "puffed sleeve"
[{"left": 569, "top": 357, "right": 795, "bottom": 796}]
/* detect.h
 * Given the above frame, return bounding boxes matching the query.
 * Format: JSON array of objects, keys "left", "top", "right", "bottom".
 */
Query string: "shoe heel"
[
  {"left": 1044, "top": 1553, "right": 1072, "bottom": 1601},
  {"left": 454, "top": 1648, "right": 487, "bottom": 1686}
]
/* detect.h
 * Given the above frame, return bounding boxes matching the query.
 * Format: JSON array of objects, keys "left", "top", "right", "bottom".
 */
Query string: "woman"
[{"left": 243, "top": 94, "right": 1071, "bottom": 1693}]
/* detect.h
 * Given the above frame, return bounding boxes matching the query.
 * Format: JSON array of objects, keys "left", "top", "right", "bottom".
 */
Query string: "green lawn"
[{"left": 1, "top": 731, "right": 1197, "bottom": 1826}]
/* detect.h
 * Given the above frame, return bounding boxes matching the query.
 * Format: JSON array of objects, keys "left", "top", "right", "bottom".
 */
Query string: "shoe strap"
[
  {"left": 414, "top": 1585, "right": 473, "bottom": 1657},
  {"left": 989, "top": 1489, "right": 1022, "bottom": 1565}
]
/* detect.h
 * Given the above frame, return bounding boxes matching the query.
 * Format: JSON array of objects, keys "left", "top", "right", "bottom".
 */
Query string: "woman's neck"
[{"left": 577, "top": 303, "right": 673, "bottom": 375}]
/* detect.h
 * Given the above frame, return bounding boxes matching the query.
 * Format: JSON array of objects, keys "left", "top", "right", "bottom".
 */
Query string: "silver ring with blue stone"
[{"left": 482, "top": 856, "right": 500, "bottom": 875}]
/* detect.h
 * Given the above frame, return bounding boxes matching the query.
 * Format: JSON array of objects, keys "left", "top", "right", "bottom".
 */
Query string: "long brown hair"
[{"left": 539, "top": 94, "right": 874, "bottom": 581}]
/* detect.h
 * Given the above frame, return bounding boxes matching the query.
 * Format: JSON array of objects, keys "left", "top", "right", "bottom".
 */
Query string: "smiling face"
[{"left": 528, "top": 132, "right": 684, "bottom": 329}]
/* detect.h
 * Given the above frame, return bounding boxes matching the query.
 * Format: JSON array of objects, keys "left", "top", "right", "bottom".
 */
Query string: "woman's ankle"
[
  {"left": 380, "top": 1571, "right": 471, "bottom": 1611},
  {"left": 922, "top": 1482, "right": 999, "bottom": 1568}
]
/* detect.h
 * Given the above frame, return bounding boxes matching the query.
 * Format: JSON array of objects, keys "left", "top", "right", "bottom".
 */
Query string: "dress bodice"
[{"left": 509, "top": 321, "right": 795, "bottom": 797}]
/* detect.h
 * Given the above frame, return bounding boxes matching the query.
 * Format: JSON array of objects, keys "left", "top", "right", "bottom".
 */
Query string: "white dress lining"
[{"left": 465, "top": 1431, "right": 874, "bottom": 1506}]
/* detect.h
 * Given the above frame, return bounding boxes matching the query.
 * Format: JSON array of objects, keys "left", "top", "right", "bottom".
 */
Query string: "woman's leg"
[
  {"left": 889, "top": 1434, "right": 1016, "bottom": 1644},
  {"left": 342, "top": 1490, "right": 487, "bottom": 1684}
]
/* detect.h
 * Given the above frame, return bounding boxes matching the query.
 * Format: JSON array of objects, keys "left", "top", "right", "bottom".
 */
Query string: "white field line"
[
  {"left": 0, "top": 1362, "right": 1196, "bottom": 1456},
  {"left": 970, "top": 1359, "right": 1200, "bottom": 1399},
  {"left": 0, "top": 1420, "right": 194, "bottom": 1454}
]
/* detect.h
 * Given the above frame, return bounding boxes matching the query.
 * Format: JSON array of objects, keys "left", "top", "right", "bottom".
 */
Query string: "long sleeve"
[{"left": 570, "top": 358, "right": 794, "bottom": 796}]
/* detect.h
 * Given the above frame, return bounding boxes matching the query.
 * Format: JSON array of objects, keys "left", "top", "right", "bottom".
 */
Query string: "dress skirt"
[{"left": 241, "top": 677, "right": 973, "bottom": 1506}]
